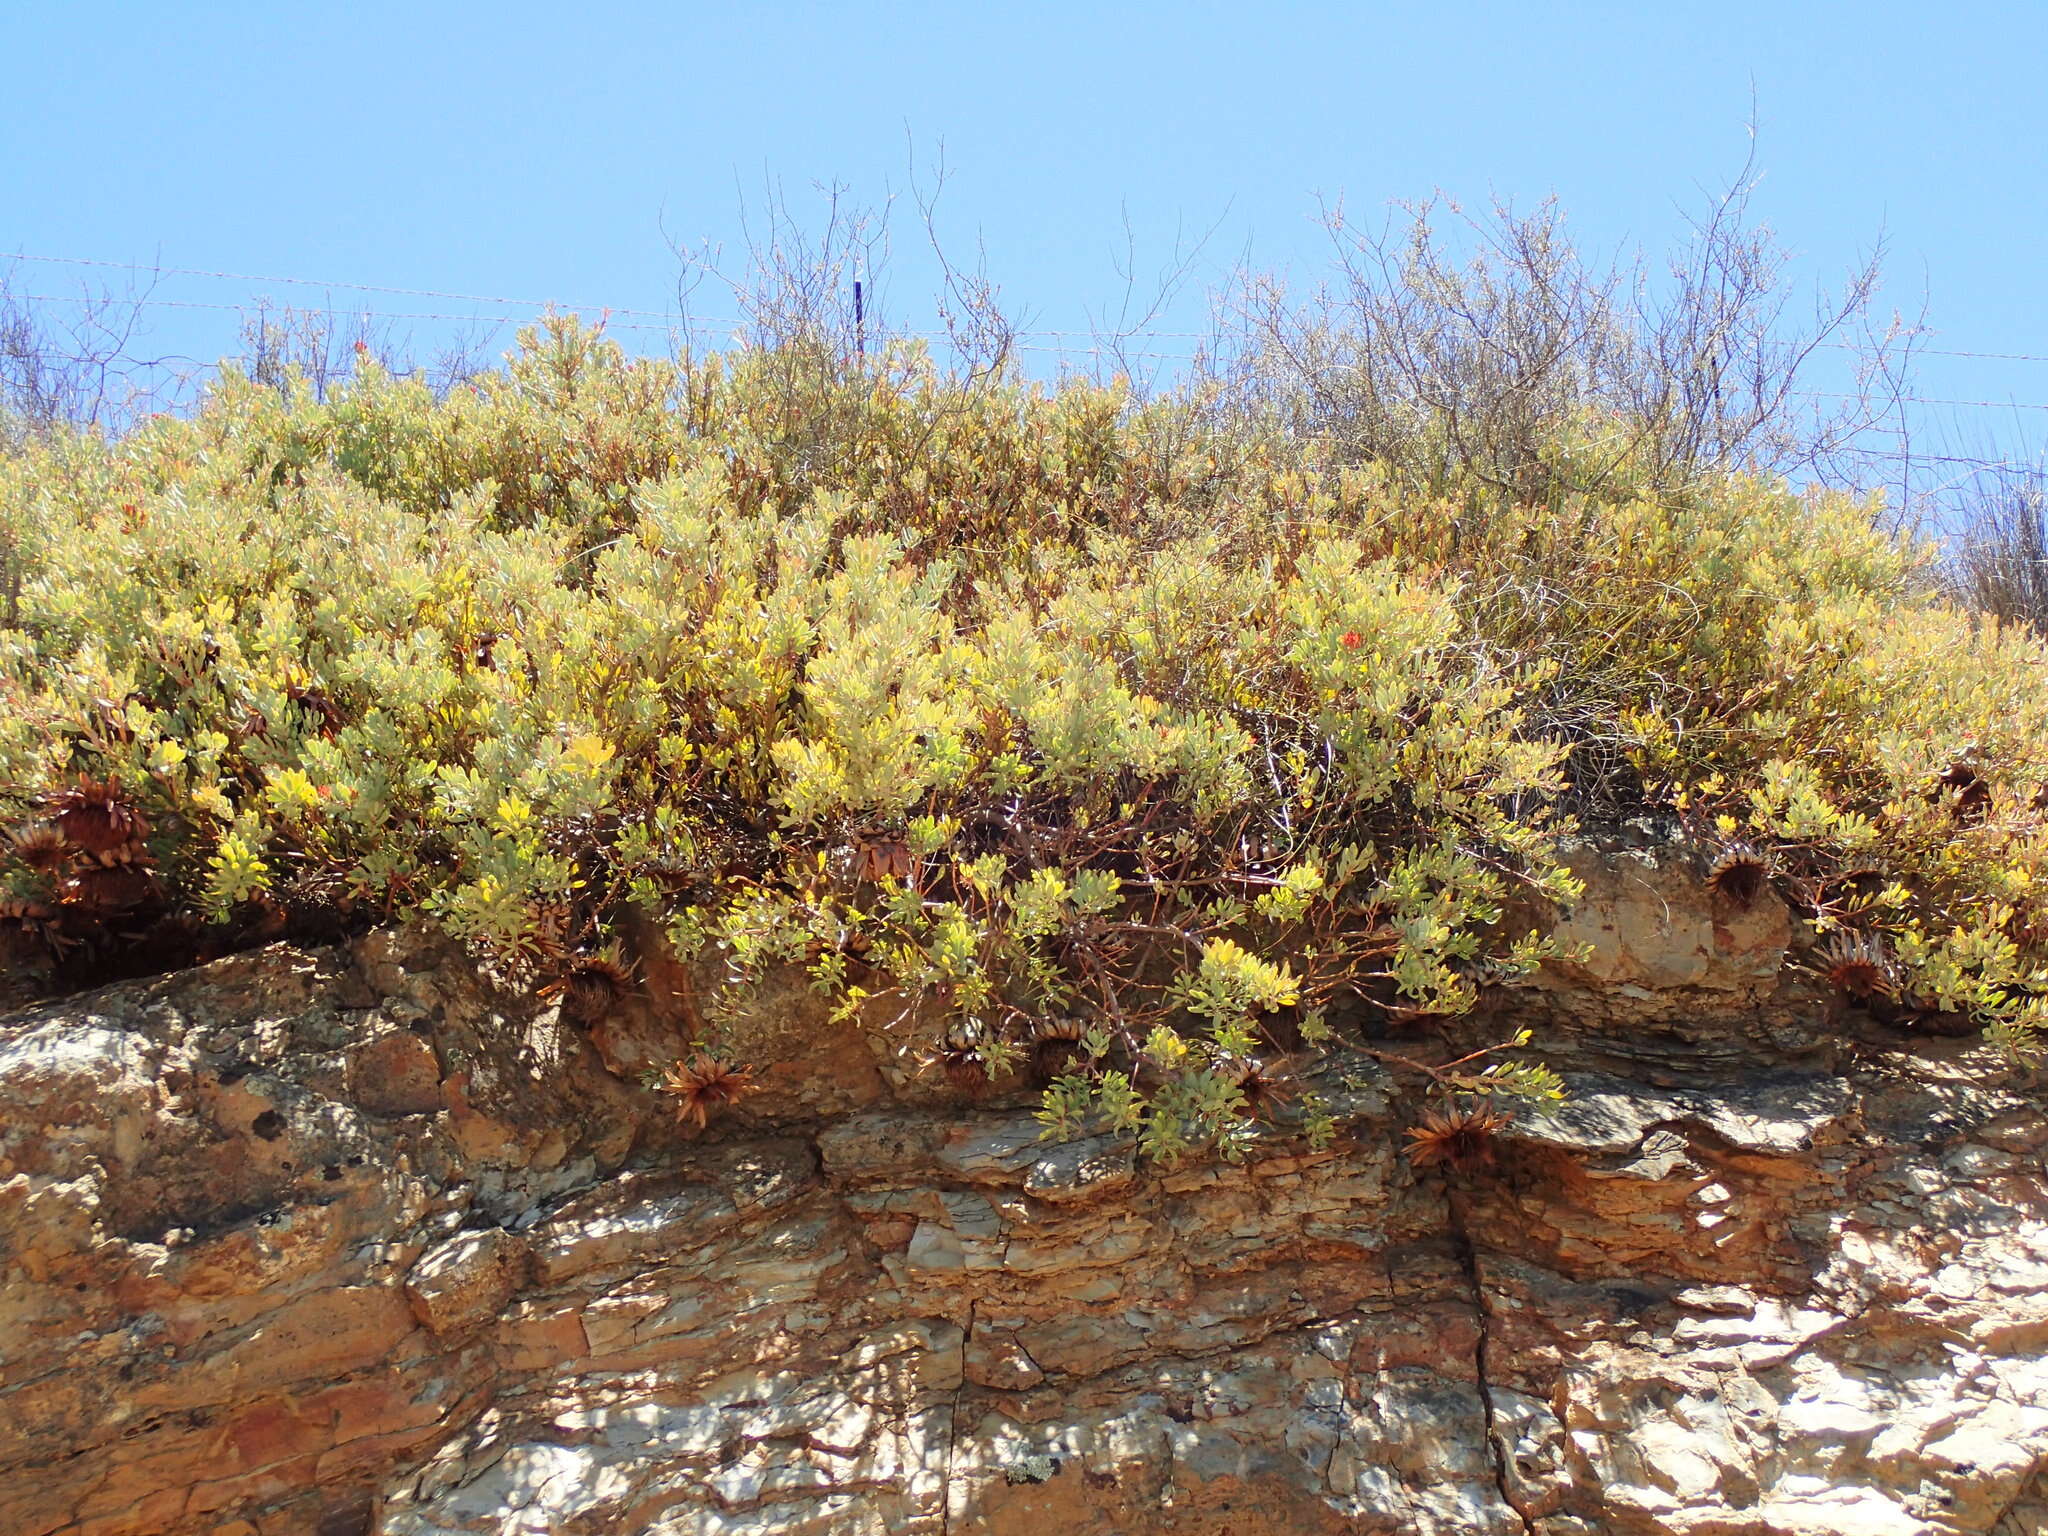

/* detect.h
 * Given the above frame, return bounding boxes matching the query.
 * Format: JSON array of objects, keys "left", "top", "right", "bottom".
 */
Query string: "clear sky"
[{"left": 4, "top": 0, "right": 2045, "bottom": 471}]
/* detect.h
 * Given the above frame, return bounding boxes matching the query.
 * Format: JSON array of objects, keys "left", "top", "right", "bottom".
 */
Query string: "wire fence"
[{"left": 6, "top": 245, "right": 2047, "bottom": 482}]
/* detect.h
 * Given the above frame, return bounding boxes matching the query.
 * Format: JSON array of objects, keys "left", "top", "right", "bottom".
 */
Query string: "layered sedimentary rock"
[{"left": 5, "top": 838, "right": 2048, "bottom": 1535}]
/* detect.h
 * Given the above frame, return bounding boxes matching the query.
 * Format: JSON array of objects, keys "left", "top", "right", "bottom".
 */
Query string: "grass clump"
[{"left": 2, "top": 317, "right": 2045, "bottom": 1157}]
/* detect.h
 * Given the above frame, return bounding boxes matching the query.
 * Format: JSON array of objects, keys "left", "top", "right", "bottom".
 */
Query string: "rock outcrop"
[{"left": 5, "top": 838, "right": 2048, "bottom": 1535}]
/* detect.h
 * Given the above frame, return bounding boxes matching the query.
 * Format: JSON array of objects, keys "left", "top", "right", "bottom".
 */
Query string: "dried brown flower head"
[
  {"left": 6, "top": 822, "right": 72, "bottom": 874},
  {"left": 660, "top": 1055, "right": 759, "bottom": 1130},
  {"left": 490, "top": 900, "right": 574, "bottom": 988},
  {"left": 1817, "top": 931, "right": 1894, "bottom": 1000},
  {"left": 1227, "top": 1056, "right": 1295, "bottom": 1120},
  {"left": 1405, "top": 1101, "right": 1512, "bottom": 1172},
  {"left": 1704, "top": 842, "right": 1770, "bottom": 907},
  {"left": 1030, "top": 1016, "right": 1089, "bottom": 1084},
  {"left": 559, "top": 951, "right": 635, "bottom": 1026},
  {"left": 928, "top": 1032, "right": 995, "bottom": 1095},
  {"left": 61, "top": 843, "right": 159, "bottom": 915},
  {"left": 0, "top": 896, "right": 61, "bottom": 954},
  {"left": 49, "top": 776, "right": 149, "bottom": 854}
]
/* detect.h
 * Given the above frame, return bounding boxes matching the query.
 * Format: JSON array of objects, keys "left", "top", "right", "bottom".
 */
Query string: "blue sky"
[{"left": 5, "top": 1, "right": 2046, "bottom": 473}]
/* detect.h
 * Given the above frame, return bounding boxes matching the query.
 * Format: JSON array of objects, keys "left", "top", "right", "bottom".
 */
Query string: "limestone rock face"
[{"left": 4, "top": 845, "right": 2048, "bottom": 1535}]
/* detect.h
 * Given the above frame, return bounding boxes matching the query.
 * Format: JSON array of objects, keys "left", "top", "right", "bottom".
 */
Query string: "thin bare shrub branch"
[
  {"left": 1201, "top": 141, "right": 1914, "bottom": 503},
  {"left": 0, "top": 261, "right": 179, "bottom": 436}
]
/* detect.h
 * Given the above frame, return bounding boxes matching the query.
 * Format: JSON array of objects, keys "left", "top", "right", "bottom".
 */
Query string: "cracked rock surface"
[{"left": 5, "top": 842, "right": 2048, "bottom": 1534}]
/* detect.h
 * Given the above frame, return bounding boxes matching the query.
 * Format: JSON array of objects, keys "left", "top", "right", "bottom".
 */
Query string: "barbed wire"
[
  {"left": 15, "top": 290, "right": 2023, "bottom": 405},
  {"left": 6, "top": 289, "right": 679, "bottom": 333},
  {"left": 1817, "top": 340, "right": 2048, "bottom": 365},
  {"left": 6, "top": 248, "right": 2048, "bottom": 452},
  {"left": 1856, "top": 447, "right": 2046, "bottom": 470},
  {"left": 1, "top": 288, "right": 1205, "bottom": 363},
  {"left": 1803, "top": 391, "right": 2048, "bottom": 414},
  {"left": 24, "top": 248, "right": 2048, "bottom": 360},
  {"left": 1, "top": 249, "right": 692, "bottom": 324},
  {"left": 0, "top": 250, "right": 1214, "bottom": 344}
]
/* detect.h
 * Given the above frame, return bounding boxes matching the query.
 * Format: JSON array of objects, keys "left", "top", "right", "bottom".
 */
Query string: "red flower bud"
[{"left": 1340, "top": 631, "right": 1363, "bottom": 650}]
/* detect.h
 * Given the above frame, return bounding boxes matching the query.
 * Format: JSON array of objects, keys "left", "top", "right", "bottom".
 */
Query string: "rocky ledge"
[{"left": 4, "top": 840, "right": 2048, "bottom": 1535}]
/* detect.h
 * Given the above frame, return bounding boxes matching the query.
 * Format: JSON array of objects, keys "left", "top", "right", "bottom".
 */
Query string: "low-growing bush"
[{"left": 2, "top": 317, "right": 2044, "bottom": 1156}]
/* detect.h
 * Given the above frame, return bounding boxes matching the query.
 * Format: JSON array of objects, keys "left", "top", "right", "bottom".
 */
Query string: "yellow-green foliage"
[{"left": 3, "top": 319, "right": 2046, "bottom": 1154}]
